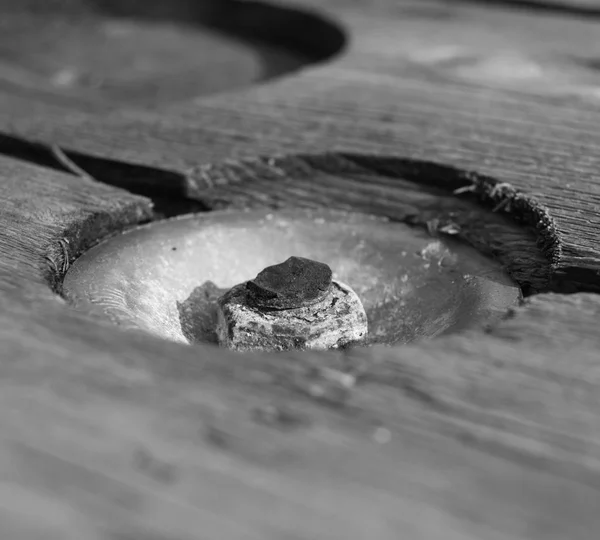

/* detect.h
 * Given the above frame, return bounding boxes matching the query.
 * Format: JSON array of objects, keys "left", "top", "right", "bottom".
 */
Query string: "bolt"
[
  {"left": 246, "top": 256, "right": 332, "bottom": 310},
  {"left": 215, "top": 257, "right": 368, "bottom": 352}
]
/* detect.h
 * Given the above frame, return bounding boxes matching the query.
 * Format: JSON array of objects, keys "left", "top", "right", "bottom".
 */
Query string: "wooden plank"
[
  {"left": 4, "top": 290, "right": 600, "bottom": 540},
  {"left": 3, "top": 1, "right": 600, "bottom": 288},
  {"left": 0, "top": 154, "right": 153, "bottom": 291},
  {"left": 1, "top": 155, "right": 600, "bottom": 538},
  {"left": 2, "top": 0, "right": 600, "bottom": 539}
]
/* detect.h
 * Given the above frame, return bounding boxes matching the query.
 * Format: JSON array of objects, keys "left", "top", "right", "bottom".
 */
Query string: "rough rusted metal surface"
[
  {"left": 217, "top": 276, "right": 368, "bottom": 352},
  {"left": 246, "top": 256, "right": 333, "bottom": 311}
]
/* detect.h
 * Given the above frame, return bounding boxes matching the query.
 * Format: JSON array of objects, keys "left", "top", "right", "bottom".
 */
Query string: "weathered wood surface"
[{"left": 2, "top": 0, "right": 600, "bottom": 538}]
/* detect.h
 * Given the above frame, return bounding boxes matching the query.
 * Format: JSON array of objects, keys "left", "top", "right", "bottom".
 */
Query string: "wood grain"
[{"left": 2, "top": 0, "right": 600, "bottom": 538}]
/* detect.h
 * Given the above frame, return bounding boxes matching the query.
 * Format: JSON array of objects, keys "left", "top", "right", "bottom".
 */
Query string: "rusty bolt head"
[
  {"left": 246, "top": 256, "right": 332, "bottom": 310},
  {"left": 216, "top": 257, "right": 367, "bottom": 352}
]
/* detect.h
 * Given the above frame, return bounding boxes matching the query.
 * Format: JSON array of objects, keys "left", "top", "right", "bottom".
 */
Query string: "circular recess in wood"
[
  {"left": 428, "top": 51, "right": 600, "bottom": 100},
  {"left": 0, "top": 0, "right": 345, "bottom": 107},
  {"left": 62, "top": 208, "right": 520, "bottom": 348},
  {"left": 373, "top": 7, "right": 600, "bottom": 102}
]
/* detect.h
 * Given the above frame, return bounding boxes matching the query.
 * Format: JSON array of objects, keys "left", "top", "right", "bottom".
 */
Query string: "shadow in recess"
[
  {"left": 92, "top": 0, "right": 347, "bottom": 64},
  {"left": 177, "top": 281, "right": 228, "bottom": 344}
]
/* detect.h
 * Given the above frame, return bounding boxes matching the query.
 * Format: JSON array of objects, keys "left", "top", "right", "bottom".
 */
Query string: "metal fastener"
[{"left": 216, "top": 256, "right": 368, "bottom": 352}]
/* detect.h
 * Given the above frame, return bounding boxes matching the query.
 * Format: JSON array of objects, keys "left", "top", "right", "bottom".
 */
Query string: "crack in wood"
[
  {"left": 456, "top": 0, "right": 600, "bottom": 19},
  {"left": 0, "top": 132, "right": 208, "bottom": 218},
  {"left": 0, "top": 134, "right": 584, "bottom": 296}
]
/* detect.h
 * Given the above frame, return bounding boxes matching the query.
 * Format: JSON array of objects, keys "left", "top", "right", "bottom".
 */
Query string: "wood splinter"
[{"left": 216, "top": 256, "right": 368, "bottom": 352}]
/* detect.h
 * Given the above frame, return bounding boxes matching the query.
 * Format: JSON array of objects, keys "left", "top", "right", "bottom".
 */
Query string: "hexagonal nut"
[{"left": 216, "top": 280, "right": 368, "bottom": 352}]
